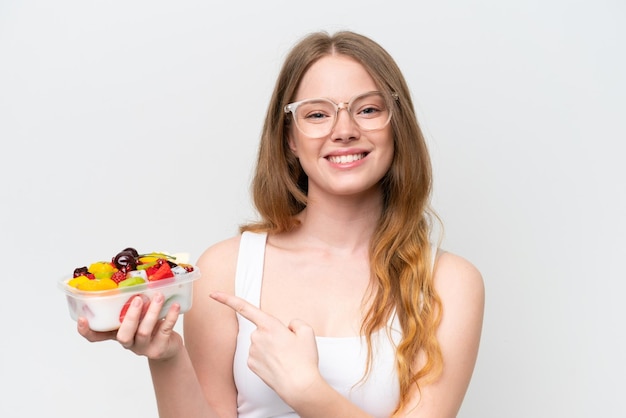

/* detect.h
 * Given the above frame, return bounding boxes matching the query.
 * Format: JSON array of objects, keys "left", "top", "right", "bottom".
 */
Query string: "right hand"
[{"left": 77, "top": 292, "right": 184, "bottom": 361}]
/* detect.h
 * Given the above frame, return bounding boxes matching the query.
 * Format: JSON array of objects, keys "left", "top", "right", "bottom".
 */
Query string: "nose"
[{"left": 331, "top": 106, "right": 359, "bottom": 142}]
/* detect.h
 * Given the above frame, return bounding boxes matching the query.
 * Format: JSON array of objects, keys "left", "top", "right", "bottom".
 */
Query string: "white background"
[{"left": 1, "top": 1, "right": 624, "bottom": 417}]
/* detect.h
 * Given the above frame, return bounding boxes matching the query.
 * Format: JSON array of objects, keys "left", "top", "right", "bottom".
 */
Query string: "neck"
[{"left": 293, "top": 187, "right": 383, "bottom": 253}]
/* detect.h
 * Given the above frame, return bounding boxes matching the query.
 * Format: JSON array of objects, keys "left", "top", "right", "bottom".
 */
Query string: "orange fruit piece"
[
  {"left": 67, "top": 275, "right": 91, "bottom": 288},
  {"left": 77, "top": 277, "right": 118, "bottom": 291}
]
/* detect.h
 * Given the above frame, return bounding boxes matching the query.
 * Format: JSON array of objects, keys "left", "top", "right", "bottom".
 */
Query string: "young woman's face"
[{"left": 287, "top": 55, "right": 394, "bottom": 199}]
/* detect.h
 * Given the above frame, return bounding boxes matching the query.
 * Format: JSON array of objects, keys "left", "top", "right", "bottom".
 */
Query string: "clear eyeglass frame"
[{"left": 284, "top": 91, "right": 399, "bottom": 138}]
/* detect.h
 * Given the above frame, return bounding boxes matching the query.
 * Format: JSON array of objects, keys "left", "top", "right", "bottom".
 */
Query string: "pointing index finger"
[{"left": 210, "top": 291, "right": 268, "bottom": 326}]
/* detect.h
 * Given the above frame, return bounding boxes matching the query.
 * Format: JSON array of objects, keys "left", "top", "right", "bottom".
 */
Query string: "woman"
[{"left": 79, "top": 30, "right": 484, "bottom": 417}]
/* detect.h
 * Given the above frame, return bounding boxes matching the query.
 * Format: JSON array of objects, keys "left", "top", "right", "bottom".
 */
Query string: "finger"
[
  {"left": 288, "top": 319, "right": 315, "bottom": 338},
  {"left": 135, "top": 292, "right": 166, "bottom": 341},
  {"left": 116, "top": 295, "right": 144, "bottom": 347},
  {"left": 156, "top": 301, "right": 181, "bottom": 339},
  {"left": 210, "top": 291, "right": 269, "bottom": 326}
]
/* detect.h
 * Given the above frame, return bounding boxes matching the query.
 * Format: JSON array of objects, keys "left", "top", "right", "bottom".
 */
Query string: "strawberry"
[
  {"left": 110, "top": 270, "right": 127, "bottom": 284},
  {"left": 119, "top": 294, "right": 150, "bottom": 323},
  {"left": 147, "top": 259, "right": 174, "bottom": 282},
  {"left": 144, "top": 259, "right": 163, "bottom": 277}
]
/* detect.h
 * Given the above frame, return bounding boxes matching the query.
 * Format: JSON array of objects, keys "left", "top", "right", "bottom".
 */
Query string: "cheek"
[{"left": 380, "top": 134, "right": 395, "bottom": 169}]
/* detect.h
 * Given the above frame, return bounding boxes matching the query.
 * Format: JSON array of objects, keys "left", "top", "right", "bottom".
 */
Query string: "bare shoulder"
[
  {"left": 197, "top": 234, "right": 242, "bottom": 269},
  {"left": 184, "top": 236, "right": 240, "bottom": 339},
  {"left": 194, "top": 234, "right": 242, "bottom": 292},
  {"left": 402, "top": 251, "right": 484, "bottom": 416},
  {"left": 433, "top": 250, "right": 484, "bottom": 303},
  {"left": 431, "top": 250, "right": 484, "bottom": 355}
]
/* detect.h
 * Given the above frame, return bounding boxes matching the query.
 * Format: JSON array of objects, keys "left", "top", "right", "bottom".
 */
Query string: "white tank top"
[{"left": 233, "top": 231, "right": 434, "bottom": 417}]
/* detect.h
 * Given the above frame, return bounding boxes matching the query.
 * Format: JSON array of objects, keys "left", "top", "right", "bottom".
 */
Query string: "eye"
[
  {"left": 304, "top": 111, "right": 331, "bottom": 120},
  {"left": 352, "top": 94, "right": 388, "bottom": 119},
  {"left": 358, "top": 105, "right": 382, "bottom": 116},
  {"left": 298, "top": 101, "right": 335, "bottom": 123},
  {"left": 355, "top": 104, "right": 385, "bottom": 119}
]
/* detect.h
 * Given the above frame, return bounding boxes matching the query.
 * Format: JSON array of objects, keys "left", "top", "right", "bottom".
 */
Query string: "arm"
[
  {"left": 290, "top": 251, "right": 484, "bottom": 418},
  {"left": 399, "top": 251, "right": 485, "bottom": 417},
  {"left": 151, "top": 236, "right": 241, "bottom": 418},
  {"left": 78, "top": 237, "right": 241, "bottom": 418},
  {"left": 209, "top": 291, "right": 376, "bottom": 418},
  {"left": 211, "top": 250, "right": 484, "bottom": 418}
]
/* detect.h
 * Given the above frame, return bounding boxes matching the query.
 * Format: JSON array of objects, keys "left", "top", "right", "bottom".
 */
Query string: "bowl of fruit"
[{"left": 58, "top": 247, "right": 200, "bottom": 332}]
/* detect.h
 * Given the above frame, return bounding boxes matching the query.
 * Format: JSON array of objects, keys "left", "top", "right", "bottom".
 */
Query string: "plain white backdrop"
[{"left": 1, "top": 1, "right": 624, "bottom": 417}]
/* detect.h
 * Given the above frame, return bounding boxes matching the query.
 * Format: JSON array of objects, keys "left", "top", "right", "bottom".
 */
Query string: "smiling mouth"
[{"left": 326, "top": 153, "right": 367, "bottom": 164}]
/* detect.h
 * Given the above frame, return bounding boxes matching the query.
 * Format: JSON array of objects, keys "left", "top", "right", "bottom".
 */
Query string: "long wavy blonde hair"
[{"left": 240, "top": 30, "right": 442, "bottom": 415}]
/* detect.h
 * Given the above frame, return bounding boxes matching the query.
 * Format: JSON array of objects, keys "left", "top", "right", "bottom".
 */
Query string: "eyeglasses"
[{"left": 284, "top": 91, "right": 397, "bottom": 138}]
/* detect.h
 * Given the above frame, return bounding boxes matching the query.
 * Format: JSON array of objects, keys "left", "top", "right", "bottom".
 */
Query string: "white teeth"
[{"left": 328, "top": 153, "right": 365, "bottom": 164}]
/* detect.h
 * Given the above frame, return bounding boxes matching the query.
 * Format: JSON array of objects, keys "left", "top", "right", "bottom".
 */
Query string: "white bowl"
[{"left": 58, "top": 268, "right": 200, "bottom": 332}]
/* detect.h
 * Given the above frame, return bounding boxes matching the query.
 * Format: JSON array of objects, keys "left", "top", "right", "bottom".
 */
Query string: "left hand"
[
  {"left": 77, "top": 292, "right": 184, "bottom": 361},
  {"left": 210, "top": 291, "right": 321, "bottom": 400}
]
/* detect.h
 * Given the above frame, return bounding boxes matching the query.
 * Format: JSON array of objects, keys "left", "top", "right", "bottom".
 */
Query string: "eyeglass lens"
[{"left": 292, "top": 92, "right": 391, "bottom": 138}]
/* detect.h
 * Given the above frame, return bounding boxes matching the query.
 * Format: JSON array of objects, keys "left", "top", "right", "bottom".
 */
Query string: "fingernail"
[
  {"left": 132, "top": 296, "right": 142, "bottom": 307},
  {"left": 154, "top": 293, "right": 164, "bottom": 303}
]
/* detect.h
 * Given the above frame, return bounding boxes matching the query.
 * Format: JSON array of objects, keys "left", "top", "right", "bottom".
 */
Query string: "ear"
[{"left": 287, "top": 133, "right": 299, "bottom": 157}]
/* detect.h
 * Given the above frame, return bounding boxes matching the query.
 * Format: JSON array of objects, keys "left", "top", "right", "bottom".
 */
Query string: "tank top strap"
[{"left": 234, "top": 231, "right": 268, "bottom": 308}]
